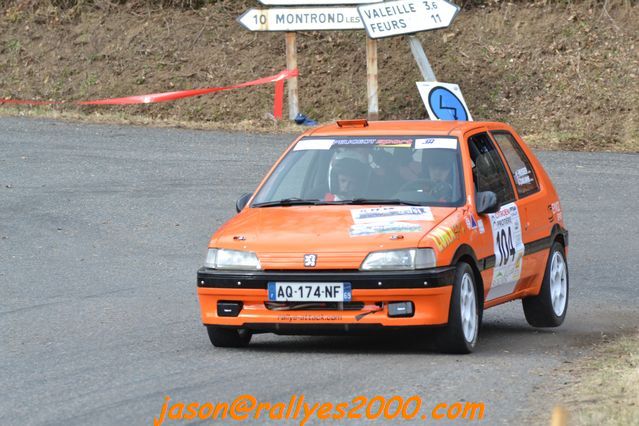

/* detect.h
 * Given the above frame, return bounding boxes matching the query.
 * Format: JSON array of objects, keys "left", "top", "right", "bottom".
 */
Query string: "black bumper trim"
[
  {"left": 197, "top": 267, "right": 455, "bottom": 290},
  {"left": 206, "top": 323, "right": 444, "bottom": 335}
]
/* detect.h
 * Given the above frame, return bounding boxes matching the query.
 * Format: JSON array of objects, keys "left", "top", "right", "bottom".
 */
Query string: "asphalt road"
[{"left": 1, "top": 117, "right": 637, "bottom": 426}]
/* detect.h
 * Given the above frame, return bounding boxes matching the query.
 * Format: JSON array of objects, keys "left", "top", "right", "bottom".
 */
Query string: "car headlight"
[
  {"left": 360, "top": 248, "right": 436, "bottom": 271},
  {"left": 204, "top": 248, "right": 261, "bottom": 270}
]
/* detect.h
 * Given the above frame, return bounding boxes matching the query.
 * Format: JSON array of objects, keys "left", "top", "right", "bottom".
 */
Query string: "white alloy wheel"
[
  {"left": 522, "top": 241, "right": 569, "bottom": 328},
  {"left": 549, "top": 251, "right": 568, "bottom": 316},
  {"left": 460, "top": 272, "right": 478, "bottom": 343}
]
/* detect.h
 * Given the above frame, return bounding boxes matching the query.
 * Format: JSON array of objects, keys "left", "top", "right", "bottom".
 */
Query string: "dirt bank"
[{"left": 1, "top": 0, "right": 637, "bottom": 151}]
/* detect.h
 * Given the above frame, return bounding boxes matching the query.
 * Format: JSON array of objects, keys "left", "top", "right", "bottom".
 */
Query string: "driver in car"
[
  {"left": 324, "top": 157, "right": 368, "bottom": 201},
  {"left": 421, "top": 150, "right": 455, "bottom": 202}
]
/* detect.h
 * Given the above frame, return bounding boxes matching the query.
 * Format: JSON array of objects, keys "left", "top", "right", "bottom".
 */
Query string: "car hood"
[{"left": 211, "top": 205, "right": 456, "bottom": 270}]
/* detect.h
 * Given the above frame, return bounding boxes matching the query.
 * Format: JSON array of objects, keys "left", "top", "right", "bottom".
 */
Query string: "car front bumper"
[{"left": 197, "top": 267, "right": 455, "bottom": 331}]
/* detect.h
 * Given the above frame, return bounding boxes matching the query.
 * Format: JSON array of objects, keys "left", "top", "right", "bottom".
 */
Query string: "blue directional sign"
[
  {"left": 417, "top": 82, "right": 473, "bottom": 122},
  {"left": 428, "top": 86, "right": 469, "bottom": 121}
]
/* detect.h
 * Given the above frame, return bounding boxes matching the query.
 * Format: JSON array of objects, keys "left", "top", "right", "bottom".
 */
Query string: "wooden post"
[
  {"left": 407, "top": 35, "right": 437, "bottom": 81},
  {"left": 285, "top": 32, "right": 299, "bottom": 121},
  {"left": 366, "top": 37, "right": 379, "bottom": 121}
]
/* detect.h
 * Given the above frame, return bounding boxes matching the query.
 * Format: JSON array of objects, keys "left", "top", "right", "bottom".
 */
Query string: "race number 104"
[{"left": 496, "top": 227, "right": 516, "bottom": 266}]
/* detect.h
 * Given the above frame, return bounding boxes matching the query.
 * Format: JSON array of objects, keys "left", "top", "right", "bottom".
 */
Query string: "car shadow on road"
[
  {"left": 220, "top": 312, "right": 624, "bottom": 357},
  {"left": 236, "top": 320, "right": 576, "bottom": 356}
]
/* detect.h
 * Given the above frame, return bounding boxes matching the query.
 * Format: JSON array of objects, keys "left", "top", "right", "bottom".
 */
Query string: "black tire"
[
  {"left": 522, "top": 241, "right": 569, "bottom": 327},
  {"left": 437, "top": 262, "right": 481, "bottom": 354},
  {"left": 206, "top": 326, "right": 252, "bottom": 348}
]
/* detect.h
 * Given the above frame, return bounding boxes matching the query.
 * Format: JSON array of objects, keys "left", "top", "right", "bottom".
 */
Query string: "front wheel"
[
  {"left": 522, "top": 241, "right": 569, "bottom": 327},
  {"left": 206, "top": 326, "right": 252, "bottom": 348},
  {"left": 437, "top": 262, "right": 481, "bottom": 354}
]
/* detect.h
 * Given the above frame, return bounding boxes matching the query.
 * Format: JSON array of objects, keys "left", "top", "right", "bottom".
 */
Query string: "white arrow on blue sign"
[
  {"left": 416, "top": 82, "right": 473, "bottom": 121},
  {"left": 358, "top": 0, "right": 460, "bottom": 39},
  {"left": 237, "top": 7, "right": 364, "bottom": 32}
]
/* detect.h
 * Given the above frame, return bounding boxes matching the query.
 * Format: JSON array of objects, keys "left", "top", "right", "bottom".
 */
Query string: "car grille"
[{"left": 258, "top": 252, "right": 367, "bottom": 269}]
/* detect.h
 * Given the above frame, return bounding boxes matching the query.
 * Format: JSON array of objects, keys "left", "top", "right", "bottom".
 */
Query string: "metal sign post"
[{"left": 407, "top": 35, "right": 437, "bottom": 81}]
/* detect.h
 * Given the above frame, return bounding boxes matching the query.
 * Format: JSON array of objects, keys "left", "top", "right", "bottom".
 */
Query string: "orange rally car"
[{"left": 197, "top": 120, "right": 569, "bottom": 353}]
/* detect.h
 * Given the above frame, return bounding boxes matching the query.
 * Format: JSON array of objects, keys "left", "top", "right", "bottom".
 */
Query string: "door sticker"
[{"left": 486, "top": 203, "right": 525, "bottom": 300}]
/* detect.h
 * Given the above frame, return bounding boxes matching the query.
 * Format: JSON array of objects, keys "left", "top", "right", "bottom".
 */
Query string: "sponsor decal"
[
  {"left": 515, "top": 175, "right": 532, "bottom": 185},
  {"left": 333, "top": 138, "right": 378, "bottom": 145},
  {"left": 414, "top": 137, "right": 458, "bottom": 150},
  {"left": 332, "top": 138, "right": 414, "bottom": 146},
  {"left": 486, "top": 203, "right": 525, "bottom": 301},
  {"left": 429, "top": 223, "right": 465, "bottom": 252},
  {"left": 349, "top": 221, "right": 423, "bottom": 237},
  {"left": 293, "top": 139, "right": 335, "bottom": 151},
  {"left": 477, "top": 219, "right": 485, "bottom": 234},
  {"left": 515, "top": 169, "right": 532, "bottom": 186},
  {"left": 548, "top": 201, "right": 563, "bottom": 222},
  {"left": 351, "top": 206, "right": 434, "bottom": 223},
  {"left": 277, "top": 314, "right": 342, "bottom": 322},
  {"left": 376, "top": 138, "right": 414, "bottom": 146},
  {"left": 515, "top": 167, "right": 532, "bottom": 183},
  {"left": 465, "top": 214, "right": 478, "bottom": 231}
]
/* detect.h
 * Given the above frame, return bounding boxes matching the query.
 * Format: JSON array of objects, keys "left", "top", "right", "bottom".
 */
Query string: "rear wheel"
[
  {"left": 437, "top": 262, "right": 481, "bottom": 354},
  {"left": 206, "top": 326, "right": 252, "bottom": 348},
  {"left": 522, "top": 241, "right": 569, "bottom": 327}
]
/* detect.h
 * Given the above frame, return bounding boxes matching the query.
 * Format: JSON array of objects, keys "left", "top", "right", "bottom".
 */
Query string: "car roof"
[{"left": 304, "top": 120, "right": 511, "bottom": 138}]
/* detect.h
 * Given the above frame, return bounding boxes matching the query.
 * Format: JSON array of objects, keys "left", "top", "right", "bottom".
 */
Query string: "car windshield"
[{"left": 252, "top": 136, "right": 465, "bottom": 207}]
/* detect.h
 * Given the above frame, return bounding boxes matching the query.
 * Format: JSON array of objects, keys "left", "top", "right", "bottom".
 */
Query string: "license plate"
[{"left": 267, "top": 282, "right": 352, "bottom": 302}]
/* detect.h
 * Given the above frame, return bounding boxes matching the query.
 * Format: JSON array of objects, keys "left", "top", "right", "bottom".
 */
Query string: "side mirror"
[
  {"left": 236, "top": 193, "right": 252, "bottom": 213},
  {"left": 476, "top": 191, "right": 499, "bottom": 215}
]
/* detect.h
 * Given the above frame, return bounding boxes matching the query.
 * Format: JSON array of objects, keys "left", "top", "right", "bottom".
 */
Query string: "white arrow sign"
[
  {"left": 259, "top": 0, "right": 381, "bottom": 4},
  {"left": 358, "top": 0, "right": 460, "bottom": 39},
  {"left": 238, "top": 7, "right": 364, "bottom": 32},
  {"left": 417, "top": 81, "right": 473, "bottom": 121}
]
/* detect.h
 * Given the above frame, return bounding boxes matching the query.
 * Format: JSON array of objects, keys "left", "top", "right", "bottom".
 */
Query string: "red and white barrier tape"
[{"left": 0, "top": 68, "right": 298, "bottom": 120}]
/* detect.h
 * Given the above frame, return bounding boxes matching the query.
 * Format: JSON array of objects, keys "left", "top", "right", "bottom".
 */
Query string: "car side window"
[
  {"left": 491, "top": 131, "right": 540, "bottom": 197},
  {"left": 467, "top": 132, "right": 515, "bottom": 206}
]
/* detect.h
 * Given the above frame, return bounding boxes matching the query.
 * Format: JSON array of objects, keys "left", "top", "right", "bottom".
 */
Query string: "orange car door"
[
  {"left": 489, "top": 130, "right": 547, "bottom": 288},
  {"left": 466, "top": 131, "right": 525, "bottom": 303}
]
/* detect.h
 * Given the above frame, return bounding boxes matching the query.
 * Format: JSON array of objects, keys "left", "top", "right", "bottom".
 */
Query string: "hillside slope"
[{"left": 1, "top": 0, "right": 637, "bottom": 151}]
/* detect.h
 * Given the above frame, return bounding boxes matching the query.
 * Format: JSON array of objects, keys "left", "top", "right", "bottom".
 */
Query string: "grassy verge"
[
  {"left": 0, "top": 105, "right": 303, "bottom": 134},
  {"left": 556, "top": 332, "right": 639, "bottom": 425}
]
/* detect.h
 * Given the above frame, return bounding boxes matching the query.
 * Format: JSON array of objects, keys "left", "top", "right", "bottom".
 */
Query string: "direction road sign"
[
  {"left": 259, "top": 0, "right": 381, "bottom": 4},
  {"left": 358, "top": 0, "right": 460, "bottom": 39},
  {"left": 237, "top": 7, "right": 364, "bottom": 32},
  {"left": 416, "top": 82, "right": 473, "bottom": 121}
]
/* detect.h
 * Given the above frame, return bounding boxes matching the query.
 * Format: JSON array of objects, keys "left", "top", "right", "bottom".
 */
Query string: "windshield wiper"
[
  {"left": 337, "top": 198, "right": 424, "bottom": 206},
  {"left": 253, "top": 198, "right": 321, "bottom": 208}
]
